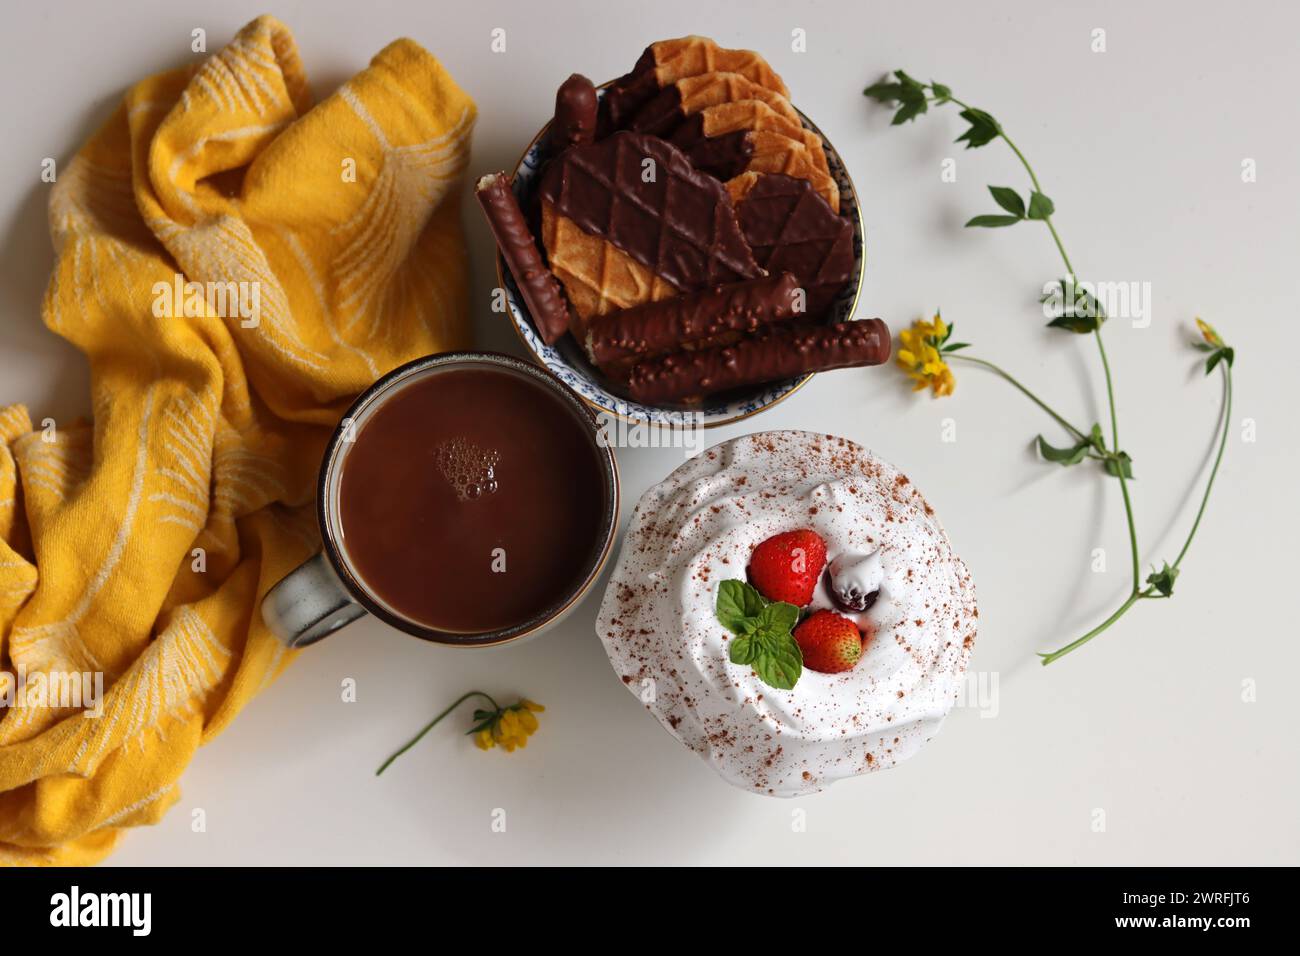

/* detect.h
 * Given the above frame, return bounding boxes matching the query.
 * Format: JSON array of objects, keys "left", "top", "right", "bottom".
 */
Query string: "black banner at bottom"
[{"left": 0, "top": 866, "right": 1282, "bottom": 939}]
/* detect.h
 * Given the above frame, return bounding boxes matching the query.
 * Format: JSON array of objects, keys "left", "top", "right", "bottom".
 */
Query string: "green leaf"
[
  {"left": 930, "top": 81, "right": 952, "bottom": 101},
  {"left": 1026, "top": 191, "right": 1056, "bottom": 220},
  {"left": 1205, "top": 347, "right": 1234, "bottom": 374},
  {"left": 863, "top": 80, "right": 904, "bottom": 104},
  {"left": 1146, "top": 562, "right": 1179, "bottom": 597},
  {"left": 1047, "top": 312, "right": 1102, "bottom": 334},
  {"left": 943, "top": 342, "right": 972, "bottom": 352},
  {"left": 725, "top": 593, "right": 803, "bottom": 690},
  {"left": 750, "top": 632, "right": 803, "bottom": 691},
  {"left": 1037, "top": 435, "right": 1089, "bottom": 466},
  {"left": 894, "top": 70, "right": 927, "bottom": 93},
  {"left": 988, "top": 186, "right": 1025, "bottom": 218},
  {"left": 729, "top": 634, "right": 758, "bottom": 666},
  {"left": 715, "top": 579, "right": 766, "bottom": 635},
  {"left": 1103, "top": 452, "right": 1134, "bottom": 480},
  {"left": 892, "top": 90, "right": 928, "bottom": 125},
  {"left": 758, "top": 600, "right": 800, "bottom": 635},
  {"left": 1193, "top": 341, "right": 1215, "bottom": 352},
  {"left": 1088, "top": 423, "right": 1106, "bottom": 451},
  {"left": 465, "top": 717, "right": 496, "bottom": 735},
  {"left": 966, "top": 214, "right": 1022, "bottom": 228},
  {"left": 858, "top": 71, "right": 928, "bottom": 124},
  {"left": 954, "top": 107, "right": 1001, "bottom": 149}
]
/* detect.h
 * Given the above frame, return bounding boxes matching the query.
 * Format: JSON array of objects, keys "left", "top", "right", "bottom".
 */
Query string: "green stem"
[
  {"left": 949, "top": 91, "right": 1142, "bottom": 593},
  {"left": 1093, "top": 329, "right": 1141, "bottom": 591},
  {"left": 907, "top": 83, "right": 1233, "bottom": 665},
  {"left": 1043, "top": 362, "right": 1234, "bottom": 661},
  {"left": 375, "top": 690, "right": 499, "bottom": 776},
  {"left": 1171, "top": 365, "right": 1233, "bottom": 569},
  {"left": 950, "top": 354, "right": 1088, "bottom": 442},
  {"left": 1039, "top": 593, "right": 1141, "bottom": 665}
]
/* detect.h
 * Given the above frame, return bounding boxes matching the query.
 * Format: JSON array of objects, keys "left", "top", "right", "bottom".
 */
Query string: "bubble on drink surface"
[{"left": 435, "top": 437, "right": 500, "bottom": 502}]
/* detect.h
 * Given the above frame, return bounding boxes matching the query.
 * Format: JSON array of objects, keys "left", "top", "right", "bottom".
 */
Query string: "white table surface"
[{"left": 2, "top": 0, "right": 1296, "bottom": 866}]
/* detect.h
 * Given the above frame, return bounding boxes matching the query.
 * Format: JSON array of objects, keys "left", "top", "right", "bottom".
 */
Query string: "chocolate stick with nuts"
[
  {"left": 587, "top": 273, "right": 803, "bottom": 372},
  {"left": 627, "top": 318, "right": 892, "bottom": 404}
]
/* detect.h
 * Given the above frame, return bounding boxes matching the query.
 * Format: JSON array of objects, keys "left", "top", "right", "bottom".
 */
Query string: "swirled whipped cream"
[{"left": 596, "top": 431, "right": 977, "bottom": 796}]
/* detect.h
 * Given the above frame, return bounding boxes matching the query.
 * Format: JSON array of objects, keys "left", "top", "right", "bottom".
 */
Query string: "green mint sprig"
[{"left": 715, "top": 580, "right": 802, "bottom": 690}]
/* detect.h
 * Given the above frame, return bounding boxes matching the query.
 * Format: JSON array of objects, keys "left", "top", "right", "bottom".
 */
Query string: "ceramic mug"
[{"left": 260, "top": 351, "right": 620, "bottom": 649}]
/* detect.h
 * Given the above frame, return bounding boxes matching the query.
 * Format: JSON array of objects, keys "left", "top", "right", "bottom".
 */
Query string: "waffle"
[
  {"left": 727, "top": 172, "right": 854, "bottom": 316},
  {"left": 671, "top": 99, "right": 829, "bottom": 174},
  {"left": 540, "top": 200, "right": 677, "bottom": 332},
  {"left": 604, "top": 36, "right": 788, "bottom": 131},
  {"left": 630, "top": 71, "right": 803, "bottom": 138},
  {"left": 538, "top": 131, "right": 761, "bottom": 319},
  {"left": 738, "top": 131, "right": 839, "bottom": 212}
]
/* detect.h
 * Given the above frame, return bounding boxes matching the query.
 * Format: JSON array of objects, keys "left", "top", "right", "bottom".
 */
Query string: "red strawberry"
[
  {"left": 793, "top": 611, "right": 863, "bottom": 674},
  {"left": 747, "top": 529, "right": 827, "bottom": 606}
]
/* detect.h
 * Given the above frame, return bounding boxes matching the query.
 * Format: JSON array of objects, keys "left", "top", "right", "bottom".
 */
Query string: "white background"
[{"left": 1, "top": 0, "right": 1297, "bottom": 865}]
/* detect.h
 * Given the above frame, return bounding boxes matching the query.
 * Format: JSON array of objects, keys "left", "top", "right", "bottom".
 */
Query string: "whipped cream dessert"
[{"left": 596, "top": 431, "right": 977, "bottom": 796}]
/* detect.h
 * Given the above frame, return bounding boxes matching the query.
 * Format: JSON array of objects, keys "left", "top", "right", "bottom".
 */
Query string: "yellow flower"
[
  {"left": 480, "top": 699, "right": 543, "bottom": 755},
  {"left": 377, "top": 691, "right": 547, "bottom": 774},
  {"left": 1196, "top": 317, "right": 1224, "bottom": 348},
  {"left": 897, "top": 313, "right": 957, "bottom": 397}
]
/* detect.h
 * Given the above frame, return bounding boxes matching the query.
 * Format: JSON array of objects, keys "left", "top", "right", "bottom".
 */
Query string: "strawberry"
[
  {"left": 793, "top": 611, "right": 863, "bottom": 674},
  {"left": 747, "top": 529, "right": 827, "bottom": 606}
]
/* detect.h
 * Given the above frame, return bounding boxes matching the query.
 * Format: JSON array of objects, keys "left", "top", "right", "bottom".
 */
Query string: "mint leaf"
[
  {"left": 750, "top": 631, "right": 803, "bottom": 691},
  {"left": 966, "top": 214, "right": 1021, "bottom": 228},
  {"left": 729, "top": 634, "right": 758, "bottom": 666},
  {"left": 1103, "top": 451, "right": 1135, "bottom": 480},
  {"left": 1147, "top": 562, "right": 1179, "bottom": 597},
  {"left": 1037, "top": 435, "right": 1089, "bottom": 466},
  {"left": 1027, "top": 191, "right": 1056, "bottom": 220},
  {"left": 719, "top": 583, "right": 802, "bottom": 690},
  {"left": 955, "top": 107, "right": 1000, "bottom": 149},
  {"left": 758, "top": 600, "right": 799, "bottom": 635},
  {"left": 716, "top": 579, "right": 766, "bottom": 635},
  {"left": 989, "top": 186, "right": 1025, "bottom": 218}
]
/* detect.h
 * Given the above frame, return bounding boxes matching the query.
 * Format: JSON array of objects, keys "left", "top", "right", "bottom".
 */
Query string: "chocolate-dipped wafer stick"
[
  {"left": 552, "top": 74, "right": 598, "bottom": 151},
  {"left": 588, "top": 273, "right": 801, "bottom": 371},
  {"left": 627, "top": 318, "right": 891, "bottom": 404},
  {"left": 475, "top": 172, "right": 571, "bottom": 345}
]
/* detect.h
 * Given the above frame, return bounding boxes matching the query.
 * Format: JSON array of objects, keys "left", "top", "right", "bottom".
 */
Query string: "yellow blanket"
[{"left": 0, "top": 15, "right": 476, "bottom": 864}]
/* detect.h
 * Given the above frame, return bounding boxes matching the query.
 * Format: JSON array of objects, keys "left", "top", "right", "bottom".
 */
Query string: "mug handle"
[{"left": 261, "top": 552, "right": 367, "bottom": 648}]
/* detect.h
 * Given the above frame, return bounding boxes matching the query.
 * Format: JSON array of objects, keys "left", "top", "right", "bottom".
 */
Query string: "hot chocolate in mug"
[{"left": 261, "top": 352, "right": 620, "bottom": 648}]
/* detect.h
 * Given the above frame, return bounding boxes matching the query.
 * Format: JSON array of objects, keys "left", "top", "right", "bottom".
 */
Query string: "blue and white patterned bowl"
[{"left": 497, "top": 92, "right": 865, "bottom": 428}]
